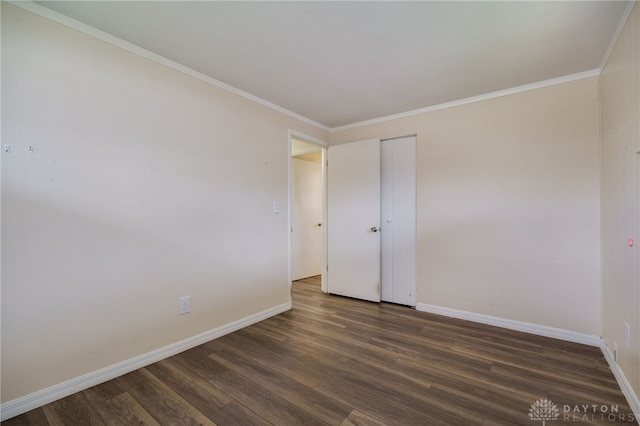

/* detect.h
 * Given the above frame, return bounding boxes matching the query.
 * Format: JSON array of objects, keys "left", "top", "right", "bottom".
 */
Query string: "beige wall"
[
  {"left": 1, "top": 3, "right": 328, "bottom": 403},
  {"left": 600, "top": 2, "right": 640, "bottom": 402},
  {"left": 332, "top": 77, "right": 602, "bottom": 336}
]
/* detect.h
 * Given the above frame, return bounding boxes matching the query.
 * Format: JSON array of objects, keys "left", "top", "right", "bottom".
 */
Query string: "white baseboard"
[
  {"left": 0, "top": 302, "right": 292, "bottom": 421},
  {"left": 600, "top": 341, "right": 640, "bottom": 423},
  {"left": 416, "top": 302, "right": 640, "bottom": 421},
  {"left": 416, "top": 303, "right": 601, "bottom": 346}
]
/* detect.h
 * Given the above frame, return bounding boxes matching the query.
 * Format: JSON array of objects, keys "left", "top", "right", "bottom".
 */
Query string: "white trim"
[
  {"left": 289, "top": 130, "right": 329, "bottom": 148},
  {"left": 7, "top": 0, "right": 331, "bottom": 133},
  {"left": 320, "top": 146, "right": 328, "bottom": 294},
  {"left": 332, "top": 69, "right": 600, "bottom": 132},
  {"left": 7, "top": 1, "right": 608, "bottom": 135},
  {"left": 287, "top": 130, "right": 328, "bottom": 293},
  {"left": 600, "top": 341, "right": 640, "bottom": 421},
  {"left": 0, "top": 302, "right": 292, "bottom": 421},
  {"left": 416, "top": 303, "right": 601, "bottom": 347},
  {"left": 599, "top": 1, "right": 637, "bottom": 72}
]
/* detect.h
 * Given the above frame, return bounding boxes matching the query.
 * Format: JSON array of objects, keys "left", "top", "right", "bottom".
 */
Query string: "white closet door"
[
  {"left": 327, "top": 139, "right": 381, "bottom": 302},
  {"left": 381, "top": 136, "right": 416, "bottom": 306},
  {"left": 381, "top": 141, "right": 394, "bottom": 302}
]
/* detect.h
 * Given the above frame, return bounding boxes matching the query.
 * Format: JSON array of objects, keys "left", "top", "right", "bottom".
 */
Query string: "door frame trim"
[{"left": 288, "top": 130, "right": 329, "bottom": 294}]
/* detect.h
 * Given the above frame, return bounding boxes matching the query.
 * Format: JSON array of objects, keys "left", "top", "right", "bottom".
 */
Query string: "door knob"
[{"left": 370, "top": 226, "right": 379, "bottom": 232}]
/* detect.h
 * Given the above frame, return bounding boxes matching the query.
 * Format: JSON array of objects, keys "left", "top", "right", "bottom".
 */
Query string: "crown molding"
[
  {"left": 7, "top": 0, "right": 332, "bottom": 133},
  {"left": 332, "top": 69, "right": 600, "bottom": 133},
  {"left": 599, "top": 0, "right": 637, "bottom": 72},
  {"left": 7, "top": 0, "right": 613, "bottom": 134}
]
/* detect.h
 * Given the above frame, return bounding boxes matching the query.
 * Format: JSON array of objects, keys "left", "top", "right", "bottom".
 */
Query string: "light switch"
[{"left": 273, "top": 201, "right": 280, "bottom": 214}]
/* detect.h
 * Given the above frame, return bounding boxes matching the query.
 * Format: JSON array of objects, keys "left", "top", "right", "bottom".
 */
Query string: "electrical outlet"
[
  {"left": 624, "top": 322, "right": 631, "bottom": 348},
  {"left": 613, "top": 342, "right": 618, "bottom": 362},
  {"left": 179, "top": 296, "right": 191, "bottom": 315}
]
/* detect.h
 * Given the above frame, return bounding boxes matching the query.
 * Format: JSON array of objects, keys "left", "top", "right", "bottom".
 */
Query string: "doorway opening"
[{"left": 289, "top": 132, "right": 327, "bottom": 294}]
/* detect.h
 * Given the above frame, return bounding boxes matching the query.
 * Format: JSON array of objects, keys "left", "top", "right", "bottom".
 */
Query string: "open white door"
[
  {"left": 327, "top": 139, "right": 381, "bottom": 302},
  {"left": 291, "top": 156, "right": 323, "bottom": 280}
]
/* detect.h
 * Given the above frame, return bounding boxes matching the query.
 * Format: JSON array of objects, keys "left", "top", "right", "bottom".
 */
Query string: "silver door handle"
[{"left": 370, "top": 226, "right": 379, "bottom": 232}]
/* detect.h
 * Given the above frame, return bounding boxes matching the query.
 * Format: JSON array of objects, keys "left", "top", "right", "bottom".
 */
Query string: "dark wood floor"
[{"left": 4, "top": 276, "right": 636, "bottom": 425}]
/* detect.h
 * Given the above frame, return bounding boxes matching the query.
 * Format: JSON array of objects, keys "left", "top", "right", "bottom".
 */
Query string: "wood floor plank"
[
  {"left": 1, "top": 408, "right": 49, "bottom": 426},
  {"left": 201, "top": 327, "right": 321, "bottom": 387},
  {"left": 80, "top": 377, "right": 155, "bottom": 426},
  {"left": 339, "top": 410, "right": 388, "bottom": 426},
  {"left": 81, "top": 379, "right": 128, "bottom": 403},
  {"left": 117, "top": 369, "right": 216, "bottom": 426},
  {"left": 316, "top": 371, "right": 482, "bottom": 426},
  {"left": 144, "top": 357, "right": 232, "bottom": 417},
  {"left": 266, "top": 312, "right": 401, "bottom": 367},
  {"left": 209, "top": 347, "right": 351, "bottom": 424},
  {"left": 490, "top": 362, "right": 627, "bottom": 402},
  {"left": 453, "top": 341, "right": 618, "bottom": 386},
  {"left": 208, "top": 370, "right": 329, "bottom": 426},
  {"left": 207, "top": 401, "right": 272, "bottom": 426},
  {"left": 310, "top": 347, "right": 435, "bottom": 398},
  {"left": 82, "top": 391, "right": 160, "bottom": 426},
  {"left": 392, "top": 355, "right": 546, "bottom": 405},
  {"left": 41, "top": 405, "right": 70, "bottom": 426},
  {"left": 3, "top": 276, "right": 636, "bottom": 425},
  {"left": 426, "top": 381, "right": 532, "bottom": 425},
  {"left": 43, "top": 393, "right": 105, "bottom": 426},
  {"left": 170, "top": 344, "right": 231, "bottom": 380}
]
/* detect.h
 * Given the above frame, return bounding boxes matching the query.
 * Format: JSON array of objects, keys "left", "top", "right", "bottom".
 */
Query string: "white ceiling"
[{"left": 33, "top": 1, "right": 631, "bottom": 129}]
